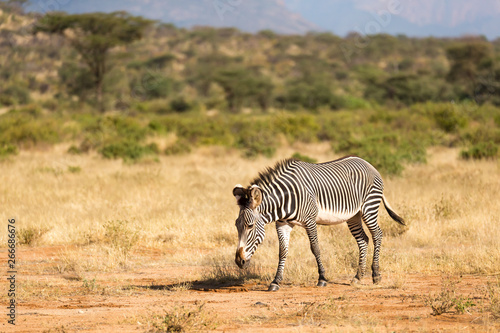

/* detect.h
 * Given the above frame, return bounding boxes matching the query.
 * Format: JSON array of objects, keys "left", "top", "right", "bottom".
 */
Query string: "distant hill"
[
  {"left": 26, "top": 0, "right": 318, "bottom": 34},
  {"left": 25, "top": 0, "right": 500, "bottom": 39},
  {"left": 284, "top": 0, "right": 500, "bottom": 39}
]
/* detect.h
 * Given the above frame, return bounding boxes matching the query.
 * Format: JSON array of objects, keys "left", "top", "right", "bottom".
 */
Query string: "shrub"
[
  {"left": 173, "top": 117, "right": 233, "bottom": 146},
  {"left": 0, "top": 144, "right": 18, "bottom": 159},
  {"left": 486, "top": 279, "right": 500, "bottom": 319},
  {"left": 292, "top": 152, "right": 317, "bottom": 163},
  {"left": 67, "top": 166, "right": 81, "bottom": 173},
  {"left": 0, "top": 112, "right": 61, "bottom": 146},
  {"left": 67, "top": 145, "right": 82, "bottom": 155},
  {"left": 100, "top": 141, "right": 158, "bottom": 161},
  {"left": 425, "top": 277, "right": 475, "bottom": 316},
  {"left": 0, "top": 84, "right": 31, "bottom": 106},
  {"left": 78, "top": 115, "right": 148, "bottom": 152},
  {"left": 102, "top": 220, "right": 139, "bottom": 257},
  {"left": 433, "top": 104, "right": 467, "bottom": 133},
  {"left": 235, "top": 130, "right": 276, "bottom": 159},
  {"left": 398, "top": 140, "right": 427, "bottom": 164},
  {"left": 146, "top": 304, "right": 217, "bottom": 332},
  {"left": 274, "top": 114, "right": 319, "bottom": 143},
  {"left": 165, "top": 139, "right": 191, "bottom": 155},
  {"left": 233, "top": 120, "right": 277, "bottom": 158},
  {"left": 170, "top": 97, "right": 191, "bottom": 112},
  {"left": 18, "top": 226, "right": 50, "bottom": 246},
  {"left": 460, "top": 141, "right": 498, "bottom": 160},
  {"left": 336, "top": 135, "right": 403, "bottom": 176}
]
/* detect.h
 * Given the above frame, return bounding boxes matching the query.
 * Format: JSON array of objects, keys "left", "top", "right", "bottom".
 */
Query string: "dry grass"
[
  {"left": 1, "top": 144, "right": 500, "bottom": 285},
  {"left": 424, "top": 276, "right": 476, "bottom": 316},
  {"left": 143, "top": 303, "right": 218, "bottom": 332}
]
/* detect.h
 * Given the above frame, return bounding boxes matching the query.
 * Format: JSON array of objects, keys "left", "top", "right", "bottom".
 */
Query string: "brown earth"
[{"left": 2, "top": 246, "right": 499, "bottom": 332}]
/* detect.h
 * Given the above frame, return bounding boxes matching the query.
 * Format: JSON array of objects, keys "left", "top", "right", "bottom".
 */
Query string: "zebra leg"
[
  {"left": 362, "top": 206, "right": 383, "bottom": 284},
  {"left": 304, "top": 219, "right": 327, "bottom": 287},
  {"left": 269, "top": 222, "right": 293, "bottom": 291},
  {"left": 347, "top": 213, "right": 369, "bottom": 285}
]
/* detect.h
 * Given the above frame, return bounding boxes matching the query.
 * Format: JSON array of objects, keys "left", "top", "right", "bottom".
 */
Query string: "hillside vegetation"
[{"left": 1, "top": 3, "right": 500, "bottom": 174}]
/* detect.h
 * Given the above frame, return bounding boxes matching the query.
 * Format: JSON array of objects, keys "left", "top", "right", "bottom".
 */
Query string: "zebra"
[{"left": 233, "top": 156, "right": 405, "bottom": 292}]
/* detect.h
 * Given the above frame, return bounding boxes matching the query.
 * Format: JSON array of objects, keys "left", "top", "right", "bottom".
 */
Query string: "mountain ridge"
[{"left": 25, "top": 0, "right": 500, "bottom": 39}]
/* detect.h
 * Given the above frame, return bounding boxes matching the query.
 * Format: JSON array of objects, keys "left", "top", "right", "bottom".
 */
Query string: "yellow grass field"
[{"left": 1, "top": 144, "right": 500, "bottom": 332}]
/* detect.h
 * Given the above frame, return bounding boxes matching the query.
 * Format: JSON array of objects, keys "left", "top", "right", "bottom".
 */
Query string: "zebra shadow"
[
  {"left": 137, "top": 278, "right": 351, "bottom": 292},
  {"left": 136, "top": 278, "right": 254, "bottom": 292}
]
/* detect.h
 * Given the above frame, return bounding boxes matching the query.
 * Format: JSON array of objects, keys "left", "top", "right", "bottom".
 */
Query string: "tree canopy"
[{"left": 33, "top": 11, "right": 153, "bottom": 111}]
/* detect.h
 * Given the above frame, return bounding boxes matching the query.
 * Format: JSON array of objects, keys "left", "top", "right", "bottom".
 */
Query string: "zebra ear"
[
  {"left": 233, "top": 185, "right": 246, "bottom": 206},
  {"left": 249, "top": 185, "right": 262, "bottom": 209}
]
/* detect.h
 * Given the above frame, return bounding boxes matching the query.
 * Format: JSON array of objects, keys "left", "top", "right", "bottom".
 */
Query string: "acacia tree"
[
  {"left": 446, "top": 41, "right": 493, "bottom": 102},
  {"left": 33, "top": 11, "right": 153, "bottom": 111}
]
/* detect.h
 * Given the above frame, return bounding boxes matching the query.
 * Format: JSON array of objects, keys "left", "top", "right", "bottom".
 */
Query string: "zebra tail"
[{"left": 382, "top": 195, "right": 406, "bottom": 226}]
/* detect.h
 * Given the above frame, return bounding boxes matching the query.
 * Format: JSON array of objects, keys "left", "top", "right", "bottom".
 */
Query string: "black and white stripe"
[{"left": 233, "top": 156, "right": 405, "bottom": 291}]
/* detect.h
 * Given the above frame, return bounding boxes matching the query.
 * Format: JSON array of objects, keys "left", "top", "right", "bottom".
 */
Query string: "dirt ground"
[{"left": 2, "top": 246, "right": 500, "bottom": 333}]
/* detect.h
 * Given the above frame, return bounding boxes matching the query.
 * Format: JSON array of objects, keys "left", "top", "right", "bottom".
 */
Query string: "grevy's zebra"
[{"left": 233, "top": 156, "right": 405, "bottom": 291}]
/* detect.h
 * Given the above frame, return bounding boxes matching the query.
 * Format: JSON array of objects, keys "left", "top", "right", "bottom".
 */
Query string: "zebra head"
[{"left": 233, "top": 184, "right": 265, "bottom": 269}]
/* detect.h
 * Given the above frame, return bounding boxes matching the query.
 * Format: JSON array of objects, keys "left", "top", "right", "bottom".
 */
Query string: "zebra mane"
[{"left": 251, "top": 158, "right": 298, "bottom": 186}]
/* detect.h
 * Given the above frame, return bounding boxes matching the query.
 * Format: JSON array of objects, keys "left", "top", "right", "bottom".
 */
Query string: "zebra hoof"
[
  {"left": 267, "top": 283, "right": 280, "bottom": 292},
  {"left": 317, "top": 280, "right": 327, "bottom": 287},
  {"left": 350, "top": 277, "right": 360, "bottom": 286},
  {"left": 373, "top": 275, "right": 382, "bottom": 284}
]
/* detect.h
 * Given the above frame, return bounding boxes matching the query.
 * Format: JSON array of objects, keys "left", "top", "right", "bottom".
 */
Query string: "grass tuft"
[
  {"left": 425, "top": 276, "right": 476, "bottom": 316},
  {"left": 18, "top": 226, "right": 50, "bottom": 246},
  {"left": 145, "top": 303, "right": 217, "bottom": 332}
]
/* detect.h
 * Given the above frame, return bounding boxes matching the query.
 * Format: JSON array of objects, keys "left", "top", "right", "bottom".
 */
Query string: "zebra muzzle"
[{"left": 235, "top": 247, "right": 250, "bottom": 269}]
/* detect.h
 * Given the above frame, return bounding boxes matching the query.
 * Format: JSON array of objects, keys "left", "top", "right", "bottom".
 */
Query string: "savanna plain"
[{"left": 1, "top": 144, "right": 500, "bottom": 332}]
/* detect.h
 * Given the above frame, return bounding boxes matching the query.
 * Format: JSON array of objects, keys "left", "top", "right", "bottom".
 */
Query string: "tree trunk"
[{"left": 96, "top": 77, "right": 104, "bottom": 112}]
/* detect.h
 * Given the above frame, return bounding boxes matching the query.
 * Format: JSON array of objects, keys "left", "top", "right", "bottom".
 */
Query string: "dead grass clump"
[
  {"left": 433, "top": 195, "right": 458, "bottom": 219},
  {"left": 145, "top": 303, "right": 217, "bottom": 332},
  {"left": 103, "top": 220, "right": 140, "bottom": 256},
  {"left": 425, "top": 276, "right": 476, "bottom": 315},
  {"left": 155, "top": 232, "right": 177, "bottom": 244},
  {"left": 486, "top": 278, "right": 500, "bottom": 320},
  {"left": 296, "top": 299, "right": 347, "bottom": 326},
  {"left": 290, "top": 296, "right": 376, "bottom": 327},
  {"left": 82, "top": 220, "right": 139, "bottom": 254},
  {"left": 386, "top": 271, "right": 408, "bottom": 290},
  {"left": 18, "top": 226, "right": 50, "bottom": 246}
]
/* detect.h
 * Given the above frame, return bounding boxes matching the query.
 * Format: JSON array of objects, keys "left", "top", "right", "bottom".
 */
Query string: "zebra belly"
[{"left": 316, "top": 209, "right": 356, "bottom": 225}]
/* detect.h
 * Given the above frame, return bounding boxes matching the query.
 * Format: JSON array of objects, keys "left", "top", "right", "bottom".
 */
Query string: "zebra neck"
[{"left": 257, "top": 190, "right": 286, "bottom": 224}]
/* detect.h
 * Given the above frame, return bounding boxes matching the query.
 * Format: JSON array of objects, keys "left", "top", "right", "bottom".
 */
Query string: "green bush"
[
  {"left": 234, "top": 121, "right": 277, "bottom": 158},
  {"left": 67, "top": 145, "right": 82, "bottom": 155},
  {"left": 0, "top": 84, "right": 31, "bottom": 106},
  {"left": 335, "top": 133, "right": 427, "bottom": 176},
  {"left": 283, "top": 79, "right": 334, "bottom": 110},
  {"left": 170, "top": 97, "right": 191, "bottom": 112},
  {"left": 398, "top": 140, "right": 428, "bottom": 164},
  {"left": 132, "top": 72, "right": 180, "bottom": 100},
  {"left": 172, "top": 117, "right": 233, "bottom": 146},
  {"left": 433, "top": 104, "right": 467, "bottom": 133},
  {"left": 343, "top": 141, "right": 404, "bottom": 176},
  {"left": 67, "top": 165, "right": 82, "bottom": 173},
  {"left": 0, "top": 144, "right": 18, "bottom": 159},
  {"left": 460, "top": 141, "right": 498, "bottom": 160},
  {"left": 100, "top": 141, "right": 159, "bottom": 161},
  {"left": 165, "top": 139, "right": 191, "bottom": 155},
  {"left": 274, "top": 114, "right": 319, "bottom": 143},
  {"left": 291, "top": 152, "right": 317, "bottom": 163},
  {"left": 77, "top": 115, "right": 148, "bottom": 150},
  {"left": 0, "top": 112, "right": 61, "bottom": 146}
]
